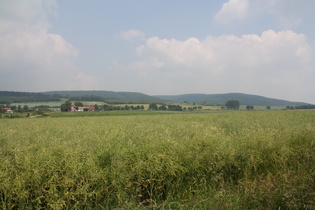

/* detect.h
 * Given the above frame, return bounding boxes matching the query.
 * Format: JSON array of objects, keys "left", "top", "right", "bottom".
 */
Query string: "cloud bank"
[
  {"left": 1, "top": 1, "right": 314, "bottom": 104},
  {"left": 0, "top": 0, "right": 99, "bottom": 91},
  {"left": 124, "top": 30, "right": 314, "bottom": 102},
  {"left": 215, "top": 0, "right": 315, "bottom": 26}
]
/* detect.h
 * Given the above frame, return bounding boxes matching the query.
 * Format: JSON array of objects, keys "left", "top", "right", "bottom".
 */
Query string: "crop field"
[{"left": 0, "top": 110, "right": 315, "bottom": 209}]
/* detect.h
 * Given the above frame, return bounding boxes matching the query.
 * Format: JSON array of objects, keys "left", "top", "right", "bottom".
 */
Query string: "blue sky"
[{"left": 1, "top": 0, "right": 315, "bottom": 103}]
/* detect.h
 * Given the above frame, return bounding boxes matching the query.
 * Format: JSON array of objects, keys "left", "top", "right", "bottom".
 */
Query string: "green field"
[
  {"left": 49, "top": 110, "right": 178, "bottom": 118},
  {"left": 1, "top": 110, "right": 314, "bottom": 209}
]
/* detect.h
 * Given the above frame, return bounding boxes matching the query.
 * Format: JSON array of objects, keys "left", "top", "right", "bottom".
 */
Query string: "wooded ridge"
[{"left": 0, "top": 90, "right": 311, "bottom": 106}]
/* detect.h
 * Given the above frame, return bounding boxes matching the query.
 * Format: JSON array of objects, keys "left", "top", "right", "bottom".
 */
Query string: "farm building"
[
  {"left": 70, "top": 105, "right": 95, "bottom": 111},
  {"left": 2, "top": 108, "right": 14, "bottom": 113},
  {"left": 0, "top": 108, "right": 13, "bottom": 114}
]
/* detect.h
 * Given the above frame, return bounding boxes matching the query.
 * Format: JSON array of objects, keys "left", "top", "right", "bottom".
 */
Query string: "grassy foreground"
[{"left": 0, "top": 110, "right": 315, "bottom": 209}]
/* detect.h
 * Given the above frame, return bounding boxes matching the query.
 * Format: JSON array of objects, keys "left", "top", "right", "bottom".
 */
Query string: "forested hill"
[
  {"left": 0, "top": 91, "right": 60, "bottom": 104},
  {"left": 43, "top": 90, "right": 165, "bottom": 104},
  {"left": 155, "top": 93, "right": 308, "bottom": 106},
  {"left": 1, "top": 91, "right": 310, "bottom": 106}
]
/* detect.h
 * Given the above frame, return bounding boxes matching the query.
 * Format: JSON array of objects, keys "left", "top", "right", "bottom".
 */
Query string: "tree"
[
  {"left": 23, "top": 105, "right": 29, "bottom": 112},
  {"left": 61, "top": 100, "right": 72, "bottom": 112},
  {"left": 159, "top": 105, "right": 167, "bottom": 111},
  {"left": 225, "top": 100, "right": 240, "bottom": 110},
  {"left": 286, "top": 106, "right": 295, "bottom": 110},
  {"left": 0, "top": 105, "right": 5, "bottom": 113},
  {"left": 10, "top": 105, "right": 17, "bottom": 112},
  {"left": 295, "top": 104, "right": 315, "bottom": 109},
  {"left": 246, "top": 105, "right": 254, "bottom": 110},
  {"left": 17, "top": 105, "right": 22, "bottom": 112},
  {"left": 149, "top": 103, "right": 158, "bottom": 110},
  {"left": 60, "top": 104, "right": 67, "bottom": 112},
  {"left": 168, "top": 104, "right": 183, "bottom": 111},
  {"left": 125, "top": 105, "right": 130, "bottom": 110},
  {"left": 74, "top": 101, "right": 84, "bottom": 106}
]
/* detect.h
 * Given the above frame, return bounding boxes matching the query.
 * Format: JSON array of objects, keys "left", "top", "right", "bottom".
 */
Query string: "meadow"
[{"left": 0, "top": 110, "right": 314, "bottom": 209}]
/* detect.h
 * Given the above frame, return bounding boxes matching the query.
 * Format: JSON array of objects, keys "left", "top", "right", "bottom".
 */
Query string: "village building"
[
  {"left": 70, "top": 105, "right": 95, "bottom": 111},
  {"left": 3, "top": 108, "right": 14, "bottom": 113}
]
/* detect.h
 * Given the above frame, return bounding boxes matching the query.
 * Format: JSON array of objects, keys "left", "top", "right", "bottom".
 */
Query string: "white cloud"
[
  {"left": 264, "top": 0, "right": 315, "bottom": 15},
  {"left": 136, "top": 37, "right": 214, "bottom": 69},
  {"left": 215, "top": 0, "right": 315, "bottom": 27},
  {"left": 264, "top": 0, "right": 315, "bottom": 28},
  {"left": 130, "top": 57, "right": 165, "bottom": 77},
  {"left": 0, "top": 0, "right": 100, "bottom": 91},
  {"left": 127, "top": 30, "right": 314, "bottom": 102},
  {"left": 1, "top": 22, "right": 78, "bottom": 68},
  {"left": 215, "top": 0, "right": 249, "bottom": 24},
  {"left": 119, "top": 29, "right": 145, "bottom": 41}
]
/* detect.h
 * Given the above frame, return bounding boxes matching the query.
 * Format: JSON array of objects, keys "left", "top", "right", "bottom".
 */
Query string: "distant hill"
[
  {"left": 0, "top": 91, "right": 60, "bottom": 104},
  {"left": 43, "top": 90, "right": 165, "bottom": 104},
  {"left": 1, "top": 90, "right": 310, "bottom": 106},
  {"left": 155, "top": 93, "right": 308, "bottom": 106}
]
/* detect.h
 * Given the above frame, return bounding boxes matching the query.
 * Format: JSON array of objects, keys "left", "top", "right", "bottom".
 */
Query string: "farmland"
[{"left": 1, "top": 110, "right": 315, "bottom": 209}]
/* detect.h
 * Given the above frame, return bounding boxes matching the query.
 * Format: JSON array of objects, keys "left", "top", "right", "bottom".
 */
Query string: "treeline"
[
  {"left": 69, "top": 95, "right": 104, "bottom": 102},
  {"left": 60, "top": 101, "right": 199, "bottom": 112},
  {"left": 285, "top": 104, "right": 315, "bottom": 110},
  {"left": 101, "top": 104, "right": 145, "bottom": 111},
  {"left": 59, "top": 100, "right": 146, "bottom": 112},
  {"left": 294, "top": 104, "right": 315, "bottom": 109},
  {"left": 68, "top": 95, "right": 159, "bottom": 104},
  {"left": 0, "top": 104, "right": 52, "bottom": 113},
  {"left": 45, "top": 90, "right": 165, "bottom": 104},
  {"left": 0, "top": 91, "right": 60, "bottom": 104},
  {"left": 102, "top": 104, "right": 201, "bottom": 111},
  {"left": 148, "top": 103, "right": 202, "bottom": 111}
]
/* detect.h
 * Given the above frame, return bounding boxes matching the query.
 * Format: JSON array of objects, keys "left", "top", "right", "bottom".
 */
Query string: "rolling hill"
[
  {"left": 1, "top": 91, "right": 310, "bottom": 106},
  {"left": 154, "top": 93, "right": 308, "bottom": 106},
  {"left": 43, "top": 90, "right": 165, "bottom": 104},
  {"left": 0, "top": 91, "right": 60, "bottom": 104}
]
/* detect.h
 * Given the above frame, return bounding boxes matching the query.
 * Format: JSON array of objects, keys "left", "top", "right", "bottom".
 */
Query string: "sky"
[{"left": 0, "top": 0, "right": 315, "bottom": 104}]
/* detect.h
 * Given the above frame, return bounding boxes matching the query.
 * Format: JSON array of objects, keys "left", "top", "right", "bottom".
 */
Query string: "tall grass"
[{"left": 0, "top": 110, "right": 314, "bottom": 209}]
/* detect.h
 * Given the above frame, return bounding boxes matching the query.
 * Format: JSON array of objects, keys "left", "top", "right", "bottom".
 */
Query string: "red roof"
[{"left": 79, "top": 106, "right": 94, "bottom": 109}]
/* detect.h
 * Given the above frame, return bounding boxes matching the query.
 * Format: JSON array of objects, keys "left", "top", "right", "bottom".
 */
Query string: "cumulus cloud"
[
  {"left": 264, "top": 0, "right": 315, "bottom": 28},
  {"left": 129, "top": 30, "right": 314, "bottom": 102},
  {"left": 135, "top": 37, "right": 218, "bottom": 76},
  {"left": 119, "top": 29, "right": 145, "bottom": 41},
  {"left": 0, "top": 0, "right": 100, "bottom": 91},
  {"left": 264, "top": 0, "right": 315, "bottom": 15},
  {"left": 215, "top": 0, "right": 315, "bottom": 26},
  {"left": 215, "top": 0, "right": 249, "bottom": 23}
]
